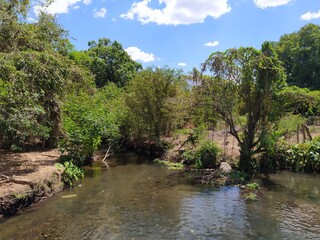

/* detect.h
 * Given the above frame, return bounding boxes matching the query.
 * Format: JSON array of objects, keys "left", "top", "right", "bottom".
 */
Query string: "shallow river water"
[{"left": 1, "top": 153, "right": 320, "bottom": 240}]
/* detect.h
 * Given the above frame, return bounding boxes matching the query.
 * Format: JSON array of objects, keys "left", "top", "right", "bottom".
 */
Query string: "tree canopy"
[
  {"left": 0, "top": 0, "right": 92, "bottom": 150},
  {"left": 197, "top": 42, "right": 286, "bottom": 172},
  {"left": 125, "top": 67, "right": 189, "bottom": 143},
  {"left": 275, "top": 23, "right": 320, "bottom": 90},
  {"left": 71, "top": 38, "right": 142, "bottom": 88},
  {"left": 1, "top": 0, "right": 319, "bottom": 176}
]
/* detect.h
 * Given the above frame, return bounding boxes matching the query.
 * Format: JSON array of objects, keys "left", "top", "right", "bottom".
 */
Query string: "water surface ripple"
[{"left": 1, "top": 156, "right": 320, "bottom": 239}]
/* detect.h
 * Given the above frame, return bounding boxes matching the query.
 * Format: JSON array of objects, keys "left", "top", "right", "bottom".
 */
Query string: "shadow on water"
[{"left": 1, "top": 155, "right": 320, "bottom": 240}]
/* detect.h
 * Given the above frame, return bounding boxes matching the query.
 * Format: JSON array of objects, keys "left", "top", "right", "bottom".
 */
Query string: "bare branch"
[{"left": 101, "top": 145, "right": 112, "bottom": 169}]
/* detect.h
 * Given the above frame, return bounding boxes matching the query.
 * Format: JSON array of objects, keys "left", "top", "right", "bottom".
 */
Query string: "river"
[{"left": 0, "top": 153, "right": 320, "bottom": 239}]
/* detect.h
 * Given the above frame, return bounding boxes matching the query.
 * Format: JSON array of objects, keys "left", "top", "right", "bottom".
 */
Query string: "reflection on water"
[{"left": 1, "top": 156, "right": 320, "bottom": 240}]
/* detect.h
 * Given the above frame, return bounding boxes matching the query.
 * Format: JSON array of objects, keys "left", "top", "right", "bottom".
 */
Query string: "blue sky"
[{"left": 29, "top": 0, "right": 320, "bottom": 72}]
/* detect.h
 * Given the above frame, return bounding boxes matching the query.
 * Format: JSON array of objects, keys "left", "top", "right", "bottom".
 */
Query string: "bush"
[
  {"left": 55, "top": 161, "right": 84, "bottom": 187},
  {"left": 277, "top": 113, "right": 306, "bottom": 135},
  {"left": 286, "top": 138, "right": 320, "bottom": 172},
  {"left": 183, "top": 140, "right": 220, "bottom": 169},
  {"left": 60, "top": 84, "right": 122, "bottom": 166},
  {"left": 263, "top": 138, "right": 320, "bottom": 173},
  {"left": 278, "top": 86, "right": 320, "bottom": 117}
]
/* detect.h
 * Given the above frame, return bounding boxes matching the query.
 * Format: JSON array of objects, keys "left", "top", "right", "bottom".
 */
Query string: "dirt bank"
[{"left": 0, "top": 149, "right": 64, "bottom": 217}]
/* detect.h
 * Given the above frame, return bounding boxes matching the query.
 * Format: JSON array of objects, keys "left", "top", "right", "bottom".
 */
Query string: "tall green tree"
[
  {"left": 0, "top": 0, "right": 90, "bottom": 150},
  {"left": 197, "top": 42, "right": 286, "bottom": 172},
  {"left": 72, "top": 38, "right": 142, "bottom": 88},
  {"left": 275, "top": 24, "right": 320, "bottom": 90},
  {"left": 125, "top": 67, "right": 189, "bottom": 143}
]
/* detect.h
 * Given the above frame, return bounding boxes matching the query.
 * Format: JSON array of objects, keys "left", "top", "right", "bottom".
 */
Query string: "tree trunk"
[
  {"left": 47, "top": 101, "right": 61, "bottom": 148},
  {"left": 239, "top": 118, "right": 255, "bottom": 173},
  {"left": 239, "top": 143, "right": 253, "bottom": 173}
]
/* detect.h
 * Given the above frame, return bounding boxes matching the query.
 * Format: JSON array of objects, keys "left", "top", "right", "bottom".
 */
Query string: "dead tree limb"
[
  {"left": 302, "top": 124, "right": 312, "bottom": 141},
  {"left": 102, "top": 145, "right": 112, "bottom": 169},
  {"left": 0, "top": 174, "right": 34, "bottom": 187}
]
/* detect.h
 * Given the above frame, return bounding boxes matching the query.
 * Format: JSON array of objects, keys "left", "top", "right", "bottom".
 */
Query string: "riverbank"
[
  {"left": 1, "top": 124, "right": 319, "bottom": 217},
  {"left": 0, "top": 149, "right": 64, "bottom": 217}
]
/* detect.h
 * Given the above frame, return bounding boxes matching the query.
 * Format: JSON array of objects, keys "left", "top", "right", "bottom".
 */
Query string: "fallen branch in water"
[{"left": 101, "top": 145, "right": 112, "bottom": 169}]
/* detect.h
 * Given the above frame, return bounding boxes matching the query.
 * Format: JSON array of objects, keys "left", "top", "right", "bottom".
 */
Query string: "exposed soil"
[
  {"left": 163, "top": 125, "right": 320, "bottom": 165},
  {"left": 162, "top": 130, "right": 241, "bottom": 163},
  {"left": 0, "top": 149, "right": 64, "bottom": 216}
]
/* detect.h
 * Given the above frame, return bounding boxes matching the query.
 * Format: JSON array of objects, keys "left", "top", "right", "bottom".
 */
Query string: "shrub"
[
  {"left": 277, "top": 113, "right": 306, "bottom": 135},
  {"left": 55, "top": 161, "right": 84, "bottom": 187},
  {"left": 278, "top": 86, "right": 320, "bottom": 117},
  {"left": 273, "top": 138, "right": 320, "bottom": 172},
  {"left": 286, "top": 139, "right": 320, "bottom": 172},
  {"left": 60, "top": 84, "right": 122, "bottom": 166},
  {"left": 183, "top": 140, "right": 220, "bottom": 169}
]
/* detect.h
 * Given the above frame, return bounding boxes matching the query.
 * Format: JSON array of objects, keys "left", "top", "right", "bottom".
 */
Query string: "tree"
[
  {"left": 278, "top": 86, "right": 320, "bottom": 117},
  {"left": 197, "top": 42, "right": 286, "bottom": 172},
  {"left": 60, "top": 84, "right": 123, "bottom": 165},
  {"left": 0, "top": 1, "right": 91, "bottom": 150},
  {"left": 125, "top": 67, "right": 189, "bottom": 143},
  {"left": 79, "top": 38, "right": 142, "bottom": 88},
  {"left": 275, "top": 24, "right": 320, "bottom": 90}
]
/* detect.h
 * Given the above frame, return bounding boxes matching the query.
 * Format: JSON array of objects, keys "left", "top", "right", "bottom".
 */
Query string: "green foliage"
[
  {"left": 183, "top": 140, "right": 220, "bottom": 169},
  {"left": 263, "top": 138, "right": 320, "bottom": 173},
  {"left": 125, "top": 66, "right": 189, "bottom": 143},
  {"left": 275, "top": 24, "right": 320, "bottom": 90},
  {"left": 277, "top": 113, "right": 306, "bottom": 134},
  {"left": 154, "top": 159, "right": 184, "bottom": 170},
  {"left": 0, "top": 3, "right": 84, "bottom": 150},
  {"left": 243, "top": 192, "right": 257, "bottom": 201},
  {"left": 259, "top": 113, "right": 307, "bottom": 172},
  {"left": 228, "top": 171, "right": 249, "bottom": 184},
  {"left": 246, "top": 182, "right": 260, "bottom": 190},
  {"left": 0, "top": 51, "right": 68, "bottom": 149},
  {"left": 86, "top": 38, "right": 142, "bottom": 87},
  {"left": 12, "top": 192, "right": 28, "bottom": 200},
  {"left": 60, "top": 84, "right": 123, "bottom": 165},
  {"left": 278, "top": 86, "right": 320, "bottom": 117},
  {"left": 0, "top": 7, "right": 71, "bottom": 54},
  {"left": 55, "top": 161, "right": 84, "bottom": 187},
  {"left": 198, "top": 42, "right": 286, "bottom": 172},
  {"left": 286, "top": 139, "right": 320, "bottom": 172}
]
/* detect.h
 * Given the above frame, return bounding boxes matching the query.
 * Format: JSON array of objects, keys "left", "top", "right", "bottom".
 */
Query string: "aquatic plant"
[{"left": 154, "top": 159, "right": 184, "bottom": 170}]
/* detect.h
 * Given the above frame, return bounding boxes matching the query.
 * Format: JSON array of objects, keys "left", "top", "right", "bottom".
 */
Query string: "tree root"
[{"left": 0, "top": 174, "right": 34, "bottom": 187}]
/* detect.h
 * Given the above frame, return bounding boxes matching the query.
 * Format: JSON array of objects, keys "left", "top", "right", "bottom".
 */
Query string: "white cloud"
[
  {"left": 34, "top": 0, "right": 81, "bottom": 16},
  {"left": 178, "top": 63, "right": 187, "bottom": 67},
  {"left": 121, "top": 0, "right": 231, "bottom": 25},
  {"left": 254, "top": 0, "right": 293, "bottom": 9},
  {"left": 73, "top": 5, "right": 80, "bottom": 9},
  {"left": 204, "top": 41, "right": 219, "bottom": 47},
  {"left": 83, "top": 0, "right": 92, "bottom": 5},
  {"left": 125, "top": 47, "right": 156, "bottom": 62},
  {"left": 301, "top": 10, "right": 320, "bottom": 21},
  {"left": 94, "top": 8, "right": 107, "bottom": 18}
]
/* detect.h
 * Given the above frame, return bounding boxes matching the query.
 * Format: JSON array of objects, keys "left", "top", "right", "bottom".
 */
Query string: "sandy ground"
[
  {"left": 0, "top": 149, "right": 62, "bottom": 202},
  {"left": 164, "top": 125, "right": 320, "bottom": 163}
]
